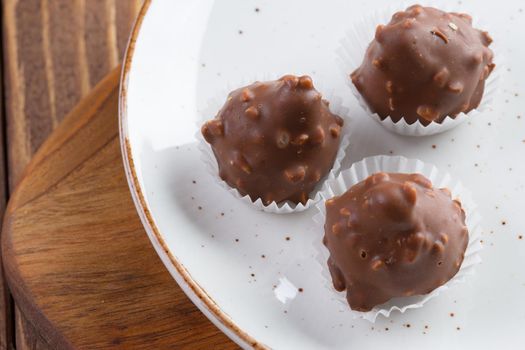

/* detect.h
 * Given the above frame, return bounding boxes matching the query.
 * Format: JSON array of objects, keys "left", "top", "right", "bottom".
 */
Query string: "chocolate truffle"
[
  {"left": 201, "top": 75, "right": 344, "bottom": 205},
  {"left": 351, "top": 5, "right": 495, "bottom": 125},
  {"left": 323, "top": 172, "right": 468, "bottom": 311}
]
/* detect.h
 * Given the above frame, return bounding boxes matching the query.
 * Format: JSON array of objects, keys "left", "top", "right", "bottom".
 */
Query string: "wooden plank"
[
  {"left": 4, "top": 0, "right": 53, "bottom": 189},
  {"left": 2, "top": 0, "right": 142, "bottom": 190},
  {"left": 0, "top": 2, "right": 12, "bottom": 349},
  {"left": 3, "top": 68, "right": 236, "bottom": 349}
]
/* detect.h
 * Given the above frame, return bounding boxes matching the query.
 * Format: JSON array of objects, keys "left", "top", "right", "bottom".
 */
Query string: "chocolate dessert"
[
  {"left": 323, "top": 172, "right": 468, "bottom": 311},
  {"left": 202, "top": 75, "right": 344, "bottom": 205},
  {"left": 351, "top": 5, "right": 495, "bottom": 125}
]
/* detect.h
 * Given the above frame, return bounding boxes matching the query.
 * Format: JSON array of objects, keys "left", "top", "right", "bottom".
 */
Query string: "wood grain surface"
[
  {"left": 3, "top": 0, "right": 143, "bottom": 190},
  {"left": 1, "top": 1, "right": 144, "bottom": 348},
  {"left": 2, "top": 68, "right": 236, "bottom": 349},
  {"left": 0, "top": 19, "right": 9, "bottom": 350}
]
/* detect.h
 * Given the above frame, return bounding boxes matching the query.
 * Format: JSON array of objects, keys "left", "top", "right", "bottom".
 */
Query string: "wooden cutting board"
[{"left": 1, "top": 68, "right": 237, "bottom": 349}]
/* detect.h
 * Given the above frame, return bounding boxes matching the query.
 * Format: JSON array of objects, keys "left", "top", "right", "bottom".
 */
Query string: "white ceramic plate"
[{"left": 120, "top": 1, "right": 525, "bottom": 349}]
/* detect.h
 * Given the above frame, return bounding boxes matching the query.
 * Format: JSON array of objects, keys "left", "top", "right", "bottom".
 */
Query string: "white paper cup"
[
  {"left": 196, "top": 76, "right": 351, "bottom": 214},
  {"left": 337, "top": 3, "right": 502, "bottom": 137},
  {"left": 313, "top": 155, "right": 482, "bottom": 322}
]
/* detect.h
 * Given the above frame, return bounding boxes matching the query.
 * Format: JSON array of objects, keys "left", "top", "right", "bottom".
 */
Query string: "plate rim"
[{"left": 118, "top": 1, "right": 264, "bottom": 348}]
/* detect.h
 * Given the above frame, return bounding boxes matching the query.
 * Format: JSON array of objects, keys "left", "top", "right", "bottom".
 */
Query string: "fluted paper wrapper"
[
  {"left": 337, "top": 3, "right": 502, "bottom": 136},
  {"left": 196, "top": 76, "right": 351, "bottom": 214},
  {"left": 313, "top": 155, "right": 482, "bottom": 322}
]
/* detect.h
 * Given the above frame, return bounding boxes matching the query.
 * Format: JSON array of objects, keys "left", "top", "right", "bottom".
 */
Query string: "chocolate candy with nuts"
[
  {"left": 323, "top": 172, "right": 468, "bottom": 311},
  {"left": 201, "top": 75, "right": 344, "bottom": 205},
  {"left": 351, "top": 5, "right": 495, "bottom": 125}
]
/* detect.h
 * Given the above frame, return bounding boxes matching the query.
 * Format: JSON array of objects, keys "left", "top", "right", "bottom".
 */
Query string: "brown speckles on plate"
[
  {"left": 192, "top": 180, "right": 196, "bottom": 184},
  {"left": 456, "top": 326, "right": 461, "bottom": 331},
  {"left": 298, "top": 287, "right": 304, "bottom": 293},
  {"left": 450, "top": 312, "right": 455, "bottom": 317},
  {"left": 198, "top": 206, "right": 202, "bottom": 210},
  {"left": 238, "top": 29, "right": 243, "bottom": 34},
  {"left": 432, "top": 144, "right": 437, "bottom": 149},
  {"left": 404, "top": 323, "right": 411, "bottom": 328},
  {"left": 255, "top": 7, "right": 260, "bottom": 12},
  {"left": 502, "top": 220, "right": 507, "bottom": 225},
  {"left": 285, "top": 236, "right": 291, "bottom": 241},
  {"left": 235, "top": 238, "right": 239, "bottom": 242},
  {"left": 519, "top": 235, "right": 523, "bottom": 240}
]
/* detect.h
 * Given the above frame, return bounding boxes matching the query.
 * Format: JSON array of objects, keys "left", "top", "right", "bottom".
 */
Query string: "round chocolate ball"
[
  {"left": 201, "top": 75, "right": 344, "bottom": 205},
  {"left": 323, "top": 172, "right": 468, "bottom": 311},
  {"left": 351, "top": 5, "right": 495, "bottom": 125}
]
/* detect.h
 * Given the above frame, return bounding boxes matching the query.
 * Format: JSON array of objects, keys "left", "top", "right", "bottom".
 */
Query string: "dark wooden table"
[{"left": 0, "top": 1, "right": 237, "bottom": 349}]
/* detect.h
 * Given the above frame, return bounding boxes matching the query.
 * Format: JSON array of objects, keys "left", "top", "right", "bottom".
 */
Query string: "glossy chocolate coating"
[
  {"left": 324, "top": 173, "right": 468, "bottom": 311},
  {"left": 202, "top": 75, "right": 344, "bottom": 205},
  {"left": 351, "top": 5, "right": 495, "bottom": 125}
]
